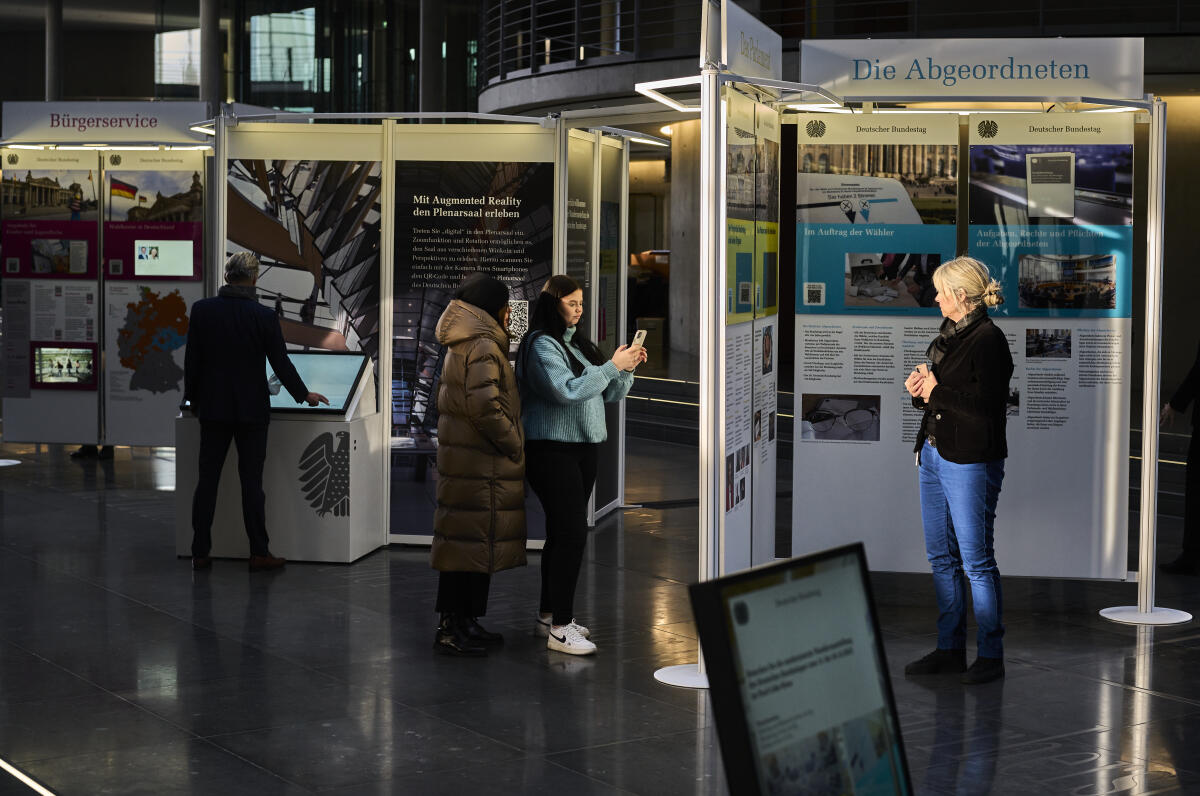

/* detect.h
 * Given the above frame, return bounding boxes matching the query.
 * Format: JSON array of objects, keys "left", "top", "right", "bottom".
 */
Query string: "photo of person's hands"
[
  {"left": 305, "top": 391, "right": 330, "bottom": 406},
  {"left": 917, "top": 364, "right": 938, "bottom": 401}
]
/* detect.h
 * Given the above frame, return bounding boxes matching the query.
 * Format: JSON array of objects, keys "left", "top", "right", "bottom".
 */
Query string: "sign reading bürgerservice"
[
  {"left": 2, "top": 102, "right": 209, "bottom": 144},
  {"left": 801, "top": 38, "right": 1143, "bottom": 100}
]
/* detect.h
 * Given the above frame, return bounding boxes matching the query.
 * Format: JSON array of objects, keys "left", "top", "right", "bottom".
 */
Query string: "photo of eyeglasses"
[
  {"left": 800, "top": 395, "right": 882, "bottom": 442},
  {"left": 804, "top": 407, "right": 878, "bottom": 433}
]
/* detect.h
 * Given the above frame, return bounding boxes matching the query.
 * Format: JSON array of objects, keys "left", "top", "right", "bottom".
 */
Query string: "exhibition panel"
[
  {"left": 790, "top": 110, "right": 1134, "bottom": 578},
  {"left": 791, "top": 114, "right": 961, "bottom": 572},
  {"left": 724, "top": 89, "right": 782, "bottom": 573},
  {"left": 102, "top": 149, "right": 206, "bottom": 447},
  {"left": 1, "top": 148, "right": 102, "bottom": 444},
  {"left": 0, "top": 101, "right": 213, "bottom": 448},
  {"left": 966, "top": 113, "right": 1133, "bottom": 578},
  {"left": 389, "top": 123, "right": 556, "bottom": 543}
]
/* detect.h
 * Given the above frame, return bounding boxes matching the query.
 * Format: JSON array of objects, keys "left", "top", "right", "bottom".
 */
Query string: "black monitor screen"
[
  {"left": 689, "top": 543, "right": 911, "bottom": 795},
  {"left": 268, "top": 351, "right": 368, "bottom": 414}
]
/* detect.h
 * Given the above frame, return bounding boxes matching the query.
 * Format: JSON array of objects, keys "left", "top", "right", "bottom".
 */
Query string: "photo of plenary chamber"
[
  {"left": 800, "top": 394, "right": 881, "bottom": 442},
  {"left": 798, "top": 143, "right": 957, "bottom": 225},
  {"left": 1018, "top": 253, "right": 1116, "bottom": 309},
  {"left": 1026, "top": 329, "right": 1072, "bottom": 359}
]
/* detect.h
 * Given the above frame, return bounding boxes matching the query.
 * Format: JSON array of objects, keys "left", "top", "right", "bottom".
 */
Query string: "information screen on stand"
[
  {"left": 268, "top": 351, "right": 368, "bottom": 414},
  {"left": 690, "top": 543, "right": 911, "bottom": 796}
]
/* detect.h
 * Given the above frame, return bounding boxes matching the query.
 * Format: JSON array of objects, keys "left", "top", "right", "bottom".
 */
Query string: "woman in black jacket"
[{"left": 902, "top": 256, "right": 1013, "bottom": 685}]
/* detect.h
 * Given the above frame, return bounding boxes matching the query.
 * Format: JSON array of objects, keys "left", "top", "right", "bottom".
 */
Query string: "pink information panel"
[
  {"left": 1, "top": 150, "right": 101, "bottom": 280},
  {"left": 101, "top": 152, "right": 204, "bottom": 282}
]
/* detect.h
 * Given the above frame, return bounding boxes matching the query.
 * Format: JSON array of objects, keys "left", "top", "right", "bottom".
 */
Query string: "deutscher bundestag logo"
[
  {"left": 5, "top": 154, "right": 17, "bottom": 165},
  {"left": 977, "top": 120, "right": 999, "bottom": 139},
  {"left": 109, "top": 154, "right": 122, "bottom": 166},
  {"left": 299, "top": 431, "right": 351, "bottom": 517},
  {"left": 805, "top": 119, "right": 827, "bottom": 138}
]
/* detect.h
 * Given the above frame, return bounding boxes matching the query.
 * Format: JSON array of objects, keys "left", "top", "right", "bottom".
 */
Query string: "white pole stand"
[
  {"left": 1100, "top": 606, "right": 1191, "bottom": 626},
  {"left": 654, "top": 664, "right": 710, "bottom": 690},
  {"left": 1100, "top": 99, "right": 1191, "bottom": 629}
]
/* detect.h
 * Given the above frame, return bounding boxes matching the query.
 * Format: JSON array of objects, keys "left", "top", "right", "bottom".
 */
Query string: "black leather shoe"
[
  {"left": 192, "top": 556, "right": 212, "bottom": 570},
  {"left": 962, "top": 656, "right": 1005, "bottom": 684},
  {"left": 434, "top": 614, "right": 486, "bottom": 657},
  {"left": 904, "top": 647, "right": 967, "bottom": 675},
  {"left": 1160, "top": 555, "right": 1198, "bottom": 575},
  {"left": 70, "top": 445, "right": 98, "bottom": 459},
  {"left": 462, "top": 617, "right": 504, "bottom": 646},
  {"left": 248, "top": 555, "right": 286, "bottom": 572}
]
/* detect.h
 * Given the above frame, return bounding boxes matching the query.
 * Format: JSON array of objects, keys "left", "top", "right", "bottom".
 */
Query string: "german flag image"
[{"left": 110, "top": 177, "right": 138, "bottom": 199}]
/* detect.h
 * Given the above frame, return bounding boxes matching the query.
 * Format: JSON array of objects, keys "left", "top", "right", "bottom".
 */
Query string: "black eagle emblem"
[{"left": 299, "top": 431, "right": 351, "bottom": 517}]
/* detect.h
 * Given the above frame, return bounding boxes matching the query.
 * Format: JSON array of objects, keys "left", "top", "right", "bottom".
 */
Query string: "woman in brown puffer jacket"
[{"left": 431, "top": 273, "right": 526, "bottom": 657}]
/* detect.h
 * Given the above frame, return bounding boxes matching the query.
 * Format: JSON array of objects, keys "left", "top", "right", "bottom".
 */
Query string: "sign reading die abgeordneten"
[{"left": 800, "top": 38, "right": 1144, "bottom": 101}]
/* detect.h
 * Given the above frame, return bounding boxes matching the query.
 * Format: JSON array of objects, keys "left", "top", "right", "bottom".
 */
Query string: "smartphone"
[{"left": 631, "top": 329, "right": 647, "bottom": 347}]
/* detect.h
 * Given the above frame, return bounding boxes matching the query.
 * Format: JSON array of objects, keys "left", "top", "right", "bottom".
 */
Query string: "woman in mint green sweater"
[{"left": 516, "top": 275, "right": 645, "bottom": 655}]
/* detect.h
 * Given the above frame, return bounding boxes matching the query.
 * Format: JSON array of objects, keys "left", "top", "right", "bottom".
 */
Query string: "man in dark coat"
[
  {"left": 184, "top": 252, "right": 328, "bottom": 571},
  {"left": 1161, "top": 338, "right": 1200, "bottom": 574}
]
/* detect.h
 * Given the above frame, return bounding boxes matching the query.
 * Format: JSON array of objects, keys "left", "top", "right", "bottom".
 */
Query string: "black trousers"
[
  {"left": 435, "top": 571, "right": 492, "bottom": 617},
  {"left": 1183, "top": 429, "right": 1200, "bottom": 558},
  {"left": 191, "top": 421, "right": 271, "bottom": 558},
  {"left": 525, "top": 440, "right": 599, "bottom": 626}
]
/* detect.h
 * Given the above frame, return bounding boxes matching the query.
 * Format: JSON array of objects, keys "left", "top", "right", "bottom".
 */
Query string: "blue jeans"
[{"left": 918, "top": 441, "right": 1005, "bottom": 658}]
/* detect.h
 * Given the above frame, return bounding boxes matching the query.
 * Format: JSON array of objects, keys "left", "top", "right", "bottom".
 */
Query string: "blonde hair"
[{"left": 933, "top": 256, "right": 1004, "bottom": 312}]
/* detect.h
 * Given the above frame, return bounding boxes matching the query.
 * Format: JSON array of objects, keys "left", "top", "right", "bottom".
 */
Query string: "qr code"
[
  {"left": 4, "top": 257, "right": 17, "bottom": 273},
  {"left": 507, "top": 299, "right": 529, "bottom": 343},
  {"left": 738, "top": 282, "right": 752, "bottom": 305},
  {"left": 803, "top": 282, "right": 826, "bottom": 306},
  {"left": 108, "top": 259, "right": 123, "bottom": 275}
]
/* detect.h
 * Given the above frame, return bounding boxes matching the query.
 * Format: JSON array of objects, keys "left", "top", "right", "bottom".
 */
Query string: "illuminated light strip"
[{"left": 0, "top": 757, "right": 56, "bottom": 795}]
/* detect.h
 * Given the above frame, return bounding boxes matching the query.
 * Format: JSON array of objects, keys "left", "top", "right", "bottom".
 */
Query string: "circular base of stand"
[
  {"left": 1100, "top": 606, "right": 1193, "bottom": 626},
  {"left": 653, "top": 663, "right": 709, "bottom": 689}
]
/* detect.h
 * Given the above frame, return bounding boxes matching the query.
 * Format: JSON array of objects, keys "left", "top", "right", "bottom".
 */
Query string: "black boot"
[
  {"left": 434, "top": 612, "right": 486, "bottom": 657},
  {"left": 962, "top": 656, "right": 1005, "bottom": 684},
  {"left": 461, "top": 616, "right": 504, "bottom": 646},
  {"left": 904, "top": 647, "right": 967, "bottom": 675}
]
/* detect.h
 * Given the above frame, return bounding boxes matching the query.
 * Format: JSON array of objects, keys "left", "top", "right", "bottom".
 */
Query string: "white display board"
[{"left": 792, "top": 111, "right": 1133, "bottom": 579}]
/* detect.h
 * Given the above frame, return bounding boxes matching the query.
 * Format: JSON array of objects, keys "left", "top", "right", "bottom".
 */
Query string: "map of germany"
[{"left": 117, "top": 286, "right": 189, "bottom": 393}]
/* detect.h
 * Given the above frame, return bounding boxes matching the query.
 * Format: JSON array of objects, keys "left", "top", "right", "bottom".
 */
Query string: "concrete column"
[
  {"left": 418, "top": 0, "right": 443, "bottom": 112},
  {"left": 668, "top": 119, "right": 701, "bottom": 357},
  {"left": 200, "top": 0, "right": 221, "bottom": 115},
  {"left": 45, "top": 0, "right": 62, "bottom": 100}
]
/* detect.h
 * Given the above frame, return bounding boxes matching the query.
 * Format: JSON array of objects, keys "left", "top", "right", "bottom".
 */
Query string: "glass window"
[
  {"left": 155, "top": 28, "right": 200, "bottom": 86},
  {"left": 250, "top": 8, "right": 317, "bottom": 90}
]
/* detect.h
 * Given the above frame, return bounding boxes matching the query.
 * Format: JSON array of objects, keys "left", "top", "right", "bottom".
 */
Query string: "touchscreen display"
[{"left": 267, "top": 352, "right": 367, "bottom": 413}]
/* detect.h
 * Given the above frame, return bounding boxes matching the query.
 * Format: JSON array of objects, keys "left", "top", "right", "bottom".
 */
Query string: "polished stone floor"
[{"left": 0, "top": 437, "right": 1199, "bottom": 795}]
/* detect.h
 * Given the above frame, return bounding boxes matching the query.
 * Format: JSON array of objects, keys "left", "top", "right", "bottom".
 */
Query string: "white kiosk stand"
[{"left": 175, "top": 351, "right": 386, "bottom": 563}]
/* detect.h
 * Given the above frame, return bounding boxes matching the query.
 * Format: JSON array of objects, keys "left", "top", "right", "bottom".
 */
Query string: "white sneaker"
[
  {"left": 546, "top": 624, "right": 596, "bottom": 655},
  {"left": 535, "top": 615, "right": 590, "bottom": 639}
]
